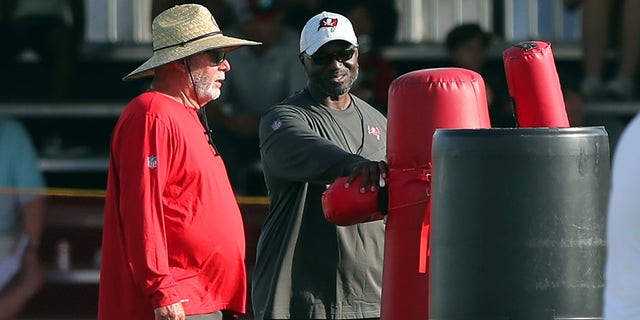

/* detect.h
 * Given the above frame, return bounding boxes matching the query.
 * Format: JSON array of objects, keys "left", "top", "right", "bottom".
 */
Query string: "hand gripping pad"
[{"left": 322, "top": 176, "right": 384, "bottom": 226}]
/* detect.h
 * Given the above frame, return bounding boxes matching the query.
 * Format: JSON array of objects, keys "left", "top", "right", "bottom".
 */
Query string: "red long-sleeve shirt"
[{"left": 98, "top": 91, "right": 246, "bottom": 319}]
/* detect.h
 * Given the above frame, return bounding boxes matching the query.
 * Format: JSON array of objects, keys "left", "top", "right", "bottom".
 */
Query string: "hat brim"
[
  {"left": 123, "top": 34, "right": 261, "bottom": 81},
  {"left": 303, "top": 37, "right": 358, "bottom": 56}
]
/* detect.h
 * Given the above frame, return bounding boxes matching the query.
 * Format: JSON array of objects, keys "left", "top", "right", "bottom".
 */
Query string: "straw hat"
[{"left": 123, "top": 4, "right": 261, "bottom": 81}]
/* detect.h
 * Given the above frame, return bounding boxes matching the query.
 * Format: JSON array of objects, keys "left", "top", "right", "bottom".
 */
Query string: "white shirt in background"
[{"left": 605, "top": 113, "right": 640, "bottom": 319}]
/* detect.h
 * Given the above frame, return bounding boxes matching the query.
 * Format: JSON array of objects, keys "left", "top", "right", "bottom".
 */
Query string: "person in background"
[
  {"left": 604, "top": 112, "right": 640, "bottom": 319},
  {"left": 0, "top": 0, "right": 84, "bottom": 100},
  {"left": 206, "top": 0, "right": 306, "bottom": 195},
  {"left": 151, "top": 0, "right": 235, "bottom": 28},
  {"left": 567, "top": 0, "right": 640, "bottom": 101},
  {"left": 444, "top": 23, "right": 514, "bottom": 127},
  {"left": 0, "top": 116, "right": 46, "bottom": 320},
  {"left": 562, "top": 89, "right": 626, "bottom": 155},
  {"left": 98, "top": 4, "right": 260, "bottom": 320},
  {"left": 335, "top": 0, "right": 398, "bottom": 114},
  {"left": 252, "top": 11, "right": 387, "bottom": 320},
  {"left": 279, "top": 0, "right": 323, "bottom": 30}
]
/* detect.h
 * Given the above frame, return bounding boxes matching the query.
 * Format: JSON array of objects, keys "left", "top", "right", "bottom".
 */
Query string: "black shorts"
[{"left": 186, "top": 311, "right": 222, "bottom": 320}]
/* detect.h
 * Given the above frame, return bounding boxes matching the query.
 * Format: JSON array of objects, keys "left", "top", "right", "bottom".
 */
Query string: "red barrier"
[
  {"left": 383, "top": 68, "right": 491, "bottom": 320},
  {"left": 503, "top": 41, "right": 570, "bottom": 127}
]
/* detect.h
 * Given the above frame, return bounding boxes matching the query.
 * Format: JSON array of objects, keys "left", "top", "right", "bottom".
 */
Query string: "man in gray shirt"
[{"left": 252, "top": 11, "right": 387, "bottom": 320}]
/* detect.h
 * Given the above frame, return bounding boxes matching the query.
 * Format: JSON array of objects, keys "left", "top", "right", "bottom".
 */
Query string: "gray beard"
[{"left": 321, "top": 68, "right": 359, "bottom": 97}]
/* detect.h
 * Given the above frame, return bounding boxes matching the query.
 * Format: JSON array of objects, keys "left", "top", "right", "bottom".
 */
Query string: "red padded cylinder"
[
  {"left": 383, "top": 68, "right": 491, "bottom": 320},
  {"left": 322, "top": 176, "right": 383, "bottom": 226},
  {"left": 503, "top": 41, "right": 569, "bottom": 127}
]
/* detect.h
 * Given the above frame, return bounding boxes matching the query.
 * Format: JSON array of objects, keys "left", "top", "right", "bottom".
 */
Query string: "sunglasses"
[
  {"left": 304, "top": 48, "right": 357, "bottom": 65},
  {"left": 205, "top": 50, "right": 226, "bottom": 65}
]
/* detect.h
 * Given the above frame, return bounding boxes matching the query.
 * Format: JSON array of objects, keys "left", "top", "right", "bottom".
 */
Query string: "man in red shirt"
[{"left": 98, "top": 4, "right": 260, "bottom": 320}]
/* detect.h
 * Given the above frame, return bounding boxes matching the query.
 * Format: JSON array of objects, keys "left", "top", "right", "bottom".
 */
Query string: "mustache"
[{"left": 328, "top": 69, "right": 349, "bottom": 77}]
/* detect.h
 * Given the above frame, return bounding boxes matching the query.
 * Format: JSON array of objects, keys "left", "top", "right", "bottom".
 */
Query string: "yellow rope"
[{"left": 236, "top": 196, "right": 270, "bottom": 205}]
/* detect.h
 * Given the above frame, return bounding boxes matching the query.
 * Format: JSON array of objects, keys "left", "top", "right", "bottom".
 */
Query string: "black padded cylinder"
[{"left": 430, "top": 127, "right": 609, "bottom": 320}]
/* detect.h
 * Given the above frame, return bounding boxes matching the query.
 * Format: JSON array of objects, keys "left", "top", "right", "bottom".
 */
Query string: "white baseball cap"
[{"left": 299, "top": 11, "right": 358, "bottom": 55}]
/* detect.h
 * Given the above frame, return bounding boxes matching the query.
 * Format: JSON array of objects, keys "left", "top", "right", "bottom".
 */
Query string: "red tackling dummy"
[
  {"left": 383, "top": 67, "right": 491, "bottom": 320},
  {"left": 503, "top": 41, "right": 570, "bottom": 127}
]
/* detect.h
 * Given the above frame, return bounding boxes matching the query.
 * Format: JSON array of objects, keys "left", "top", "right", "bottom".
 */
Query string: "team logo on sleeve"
[
  {"left": 368, "top": 125, "right": 381, "bottom": 140},
  {"left": 271, "top": 119, "right": 282, "bottom": 131},
  {"left": 318, "top": 18, "right": 338, "bottom": 31},
  {"left": 147, "top": 155, "right": 158, "bottom": 169}
]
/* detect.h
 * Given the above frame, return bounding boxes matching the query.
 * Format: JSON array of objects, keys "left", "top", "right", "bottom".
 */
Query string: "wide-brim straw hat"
[{"left": 123, "top": 4, "right": 261, "bottom": 81}]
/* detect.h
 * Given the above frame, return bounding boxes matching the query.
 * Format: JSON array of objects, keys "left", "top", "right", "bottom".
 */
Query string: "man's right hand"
[
  {"left": 154, "top": 302, "right": 185, "bottom": 320},
  {"left": 345, "top": 161, "right": 388, "bottom": 193}
]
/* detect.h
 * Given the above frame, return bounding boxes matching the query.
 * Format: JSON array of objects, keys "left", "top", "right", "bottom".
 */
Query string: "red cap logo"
[{"left": 318, "top": 18, "right": 338, "bottom": 31}]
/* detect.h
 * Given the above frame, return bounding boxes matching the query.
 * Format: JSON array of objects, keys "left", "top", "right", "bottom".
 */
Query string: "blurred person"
[
  {"left": 252, "top": 11, "right": 387, "bottom": 320},
  {"left": 604, "top": 112, "right": 640, "bottom": 319},
  {"left": 568, "top": 0, "right": 640, "bottom": 101},
  {"left": 563, "top": 87, "right": 626, "bottom": 154},
  {"left": 0, "top": 0, "right": 84, "bottom": 100},
  {"left": 280, "top": 0, "right": 323, "bottom": 30},
  {"left": 97, "top": 4, "right": 260, "bottom": 320},
  {"left": 151, "top": 0, "right": 235, "bottom": 28},
  {"left": 206, "top": 0, "right": 306, "bottom": 195},
  {"left": 445, "top": 23, "right": 514, "bottom": 127},
  {"left": 335, "top": 0, "right": 398, "bottom": 114},
  {"left": 0, "top": 116, "right": 46, "bottom": 320}
]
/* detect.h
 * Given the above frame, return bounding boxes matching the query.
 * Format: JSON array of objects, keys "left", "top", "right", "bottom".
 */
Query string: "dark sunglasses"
[
  {"left": 304, "top": 48, "right": 356, "bottom": 65},
  {"left": 205, "top": 50, "right": 226, "bottom": 65}
]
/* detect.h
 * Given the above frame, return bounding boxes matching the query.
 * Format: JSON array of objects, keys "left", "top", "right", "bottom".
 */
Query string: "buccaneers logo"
[{"left": 318, "top": 18, "right": 338, "bottom": 31}]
